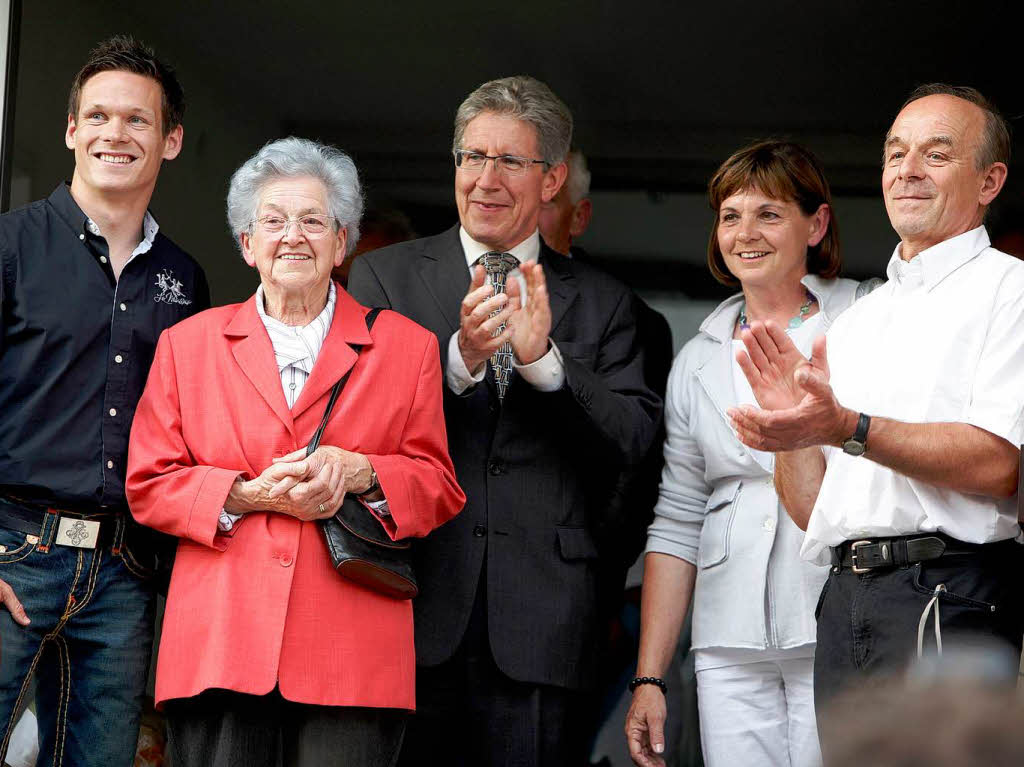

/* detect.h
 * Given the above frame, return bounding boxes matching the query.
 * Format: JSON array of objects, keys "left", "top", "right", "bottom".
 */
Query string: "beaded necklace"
[{"left": 739, "top": 289, "right": 816, "bottom": 330}]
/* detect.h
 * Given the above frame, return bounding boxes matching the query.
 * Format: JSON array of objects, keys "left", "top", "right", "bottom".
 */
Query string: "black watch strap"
[{"left": 842, "top": 413, "right": 871, "bottom": 456}]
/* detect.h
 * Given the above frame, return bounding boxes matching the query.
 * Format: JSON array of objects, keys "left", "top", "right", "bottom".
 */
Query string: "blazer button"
[
  {"left": 473, "top": 524, "right": 486, "bottom": 538},
  {"left": 488, "top": 460, "right": 503, "bottom": 476},
  {"left": 279, "top": 554, "right": 294, "bottom": 567}
]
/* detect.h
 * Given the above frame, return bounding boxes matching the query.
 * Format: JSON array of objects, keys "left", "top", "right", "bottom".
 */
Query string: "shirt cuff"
[
  {"left": 218, "top": 509, "right": 242, "bottom": 532},
  {"left": 446, "top": 332, "right": 485, "bottom": 394},
  {"left": 514, "top": 340, "right": 565, "bottom": 392},
  {"left": 361, "top": 497, "right": 391, "bottom": 517}
]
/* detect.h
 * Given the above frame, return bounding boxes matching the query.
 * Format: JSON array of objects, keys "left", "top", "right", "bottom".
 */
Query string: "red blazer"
[{"left": 126, "top": 284, "right": 464, "bottom": 709}]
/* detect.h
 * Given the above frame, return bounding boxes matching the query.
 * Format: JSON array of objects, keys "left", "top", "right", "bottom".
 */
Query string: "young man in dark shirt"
[{"left": 0, "top": 36, "right": 209, "bottom": 766}]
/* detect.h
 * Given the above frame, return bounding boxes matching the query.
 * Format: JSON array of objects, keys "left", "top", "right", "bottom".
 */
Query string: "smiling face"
[
  {"left": 455, "top": 111, "right": 566, "bottom": 251},
  {"left": 716, "top": 187, "right": 828, "bottom": 290},
  {"left": 882, "top": 94, "right": 997, "bottom": 256},
  {"left": 240, "top": 176, "right": 346, "bottom": 298},
  {"left": 65, "top": 70, "right": 182, "bottom": 200}
]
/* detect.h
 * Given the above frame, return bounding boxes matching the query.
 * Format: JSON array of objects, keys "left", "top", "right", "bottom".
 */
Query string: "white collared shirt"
[
  {"left": 802, "top": 227, "right": 1024, "bottom": 562},
  {"left": 445, "top": 227, "right": 565, "bottom": 394}
]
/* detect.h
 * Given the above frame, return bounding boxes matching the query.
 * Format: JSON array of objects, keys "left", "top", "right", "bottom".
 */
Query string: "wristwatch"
[{"left": 842, "top": 413, "right": 871, "bottom": 456}]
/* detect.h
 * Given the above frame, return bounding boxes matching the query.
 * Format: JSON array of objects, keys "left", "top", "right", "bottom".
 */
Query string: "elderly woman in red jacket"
[{"left": 126, "top": 137, "right": 464, "bottom": 767}]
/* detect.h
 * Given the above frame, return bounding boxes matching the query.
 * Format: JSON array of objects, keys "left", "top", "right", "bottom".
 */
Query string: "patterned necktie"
[{"left": 479, "top": 251, "right": 519, "bottom": 401}]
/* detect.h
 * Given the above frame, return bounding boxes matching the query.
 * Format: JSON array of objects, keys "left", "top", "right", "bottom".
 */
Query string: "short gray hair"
[
  {"left": 564, "top": 148, "right": 592, "bottom": 203},
  {"left": 453, "top": 76, "right": 573, "bottom": 166},
  {"left": 898, "top": 83, "right": 1011, "bottom": 169},
  {"left": 226, "top": 137, "right": 364, "bottom": 255}
]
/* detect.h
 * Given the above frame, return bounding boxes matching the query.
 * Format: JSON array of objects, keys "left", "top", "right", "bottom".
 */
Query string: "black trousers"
[
  {"left": 814, "top": 539, "right": 1024, "bottom": 718},
  {"left": 399, "top": 571, "right": 594, "bottom": 767},
  {"left": 165, "top": 688, "right": 407, "bottom": 767}
]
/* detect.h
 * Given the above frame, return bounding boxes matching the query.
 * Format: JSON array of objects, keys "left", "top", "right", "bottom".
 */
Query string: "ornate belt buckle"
[
  {"left": 850, "top": 539, "right": 873, "bottom": 574},
  {"left": 56, "top": 517, "right": 100, "bottom": 549}
]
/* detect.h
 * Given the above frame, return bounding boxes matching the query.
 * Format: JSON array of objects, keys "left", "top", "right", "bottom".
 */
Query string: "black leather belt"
[
  {"left": 830, "top": 533, "right": 987, "bottom": 573},
  {"left": 0, "top": 494, "right": 119, "bottom": 550}
]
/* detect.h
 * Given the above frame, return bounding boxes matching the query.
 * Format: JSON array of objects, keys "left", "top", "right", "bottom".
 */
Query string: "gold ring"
[{"left": 318, "top": 503, "right": 327, "bottom": 514}]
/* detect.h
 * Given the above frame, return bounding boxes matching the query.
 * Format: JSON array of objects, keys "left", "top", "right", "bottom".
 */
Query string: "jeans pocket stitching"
[
  {"left": 0, "top": 538, "right": 37, "bottom": 564},
  {"left": 911, "top": 562, "right": 997, "bottom": 612},
  {"left": 119, "top": 549, "right": 156, "bottom": 580}
]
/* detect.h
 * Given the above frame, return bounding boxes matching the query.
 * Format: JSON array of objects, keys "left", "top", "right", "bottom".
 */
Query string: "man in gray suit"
[{"left": 348, "top": 76, "right": 660, "bottom": 766}]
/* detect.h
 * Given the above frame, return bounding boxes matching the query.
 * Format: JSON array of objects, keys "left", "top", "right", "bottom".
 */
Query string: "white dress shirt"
[
  {"left": 219, "top": 283, "right": 386, "bottom": 532},
  {"left": 445, "top": 228, "right": 565, "bottom": 394},
  {"left": 802, "top": 227, "right": 1024, "bottom": 562}
]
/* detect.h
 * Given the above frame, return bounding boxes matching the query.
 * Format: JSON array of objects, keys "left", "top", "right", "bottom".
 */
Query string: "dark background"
[{"left": 5, "top": 0, "right": 1021, "bottom": 346}]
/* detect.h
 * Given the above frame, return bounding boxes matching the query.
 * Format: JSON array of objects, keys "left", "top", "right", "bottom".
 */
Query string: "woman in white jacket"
[{"left": 626, "top": 140, "right": 878, "bottom": 767}]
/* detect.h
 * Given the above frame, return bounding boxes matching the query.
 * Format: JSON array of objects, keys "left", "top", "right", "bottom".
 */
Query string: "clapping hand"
[{"left": 728, "top": 320, "right": 849, "bottom": 451}]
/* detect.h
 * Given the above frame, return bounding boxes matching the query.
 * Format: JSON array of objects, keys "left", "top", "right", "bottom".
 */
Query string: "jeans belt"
[
  {"left": 830, "top": 533, "right": 986, "bottom": 574},
  {"left": 0, "top": 493, "right": 119, "bottom": 550}
]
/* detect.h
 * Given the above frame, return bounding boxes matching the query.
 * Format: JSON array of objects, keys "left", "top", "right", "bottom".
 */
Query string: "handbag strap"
[{"left": 306, "top": 307, "right": 384, "bottom": 456}]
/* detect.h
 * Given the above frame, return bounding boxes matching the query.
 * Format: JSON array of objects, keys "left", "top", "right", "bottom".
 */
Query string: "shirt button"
[
  {"left": 473, "top": 524, "right": 486, "bottom": 538},
  {"left": 488, "top": 460, "right": 503, "bottom": 476},
  {"left": 107, "top": 460, "right": 114, "bottom": 469},
  {"left": 114, "top": 355, "right": 123, "bottom": 364},
  {"left": 763, "top": 518, "right": 776, "bottom": 532},
  {"left": 289, "top": 382, "right": 296, "bottom": 390},
  {"left": 79, "top": 233, "right": 85, "bottom": 241},
  {"left": 120, "top": 303, "right": 127, "bottom": 311},
  {"left": 109, "top": 408, "right": 117, "bottom": 417},
  {"left": 100, "top": 256, "right": 108, "bottom": 264},
  {"left": 279, "top": 554, "right": 293, "bottom": 567}
]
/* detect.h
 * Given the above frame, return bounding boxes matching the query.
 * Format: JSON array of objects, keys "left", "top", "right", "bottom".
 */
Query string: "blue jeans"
[{"left": 0, "top": 509, "right": 156, "bottom": 767}]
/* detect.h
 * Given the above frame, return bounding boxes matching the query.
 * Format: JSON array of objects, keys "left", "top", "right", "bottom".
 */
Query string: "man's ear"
[
  {"left": 162, "top": 124, "right": 184, "bottom": 161},
  {"left": 65, "top": 114, "right": 78, "bottom": 150},
  {"left": 979, "top": 162, "right": 1008, "bottom": 207},
  {"left": 570, "top": 198, "right": 593, "bottom": 239},
  {"left": 541, "top": 162, "right": 568, "bottom": 204}
]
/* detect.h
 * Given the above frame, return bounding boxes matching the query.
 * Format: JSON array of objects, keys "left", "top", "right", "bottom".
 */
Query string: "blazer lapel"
[
  {"left": 225, "top": 298, "right": 296, "bottom": 441},
  {"left": 695, "top": 339, "right": 773, "bottom": 472},
  {"left": 416, "top": 225, "right": 470, "bottom": 335},
  {"left": 290, "top": 285, "right": 368, "bottom": 422},
  {"left": 539, "top": 245, "right": 577, "bottom": 335}
]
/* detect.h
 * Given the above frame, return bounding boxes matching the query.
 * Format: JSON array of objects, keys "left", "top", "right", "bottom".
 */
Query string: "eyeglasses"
[
  {"left": 251, "top": 214, "right": 337, "bottom": 238},
  {"left": 453, "top": 149, "right": 549, "bottom": 176}
]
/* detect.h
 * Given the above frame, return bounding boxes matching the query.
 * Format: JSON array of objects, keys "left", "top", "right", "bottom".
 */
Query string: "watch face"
[{"left": 842, "top": 439, "right": 866, "bottom": 457}]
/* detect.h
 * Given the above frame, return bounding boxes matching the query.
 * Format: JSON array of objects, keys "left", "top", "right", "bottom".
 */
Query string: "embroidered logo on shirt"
[{"left": 154, "top": 269, "right": 192, "bottom": 305}]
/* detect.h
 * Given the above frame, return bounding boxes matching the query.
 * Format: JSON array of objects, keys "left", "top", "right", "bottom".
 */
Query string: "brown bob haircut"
[
  {"left": 68, "top": 35, "right": 184, "bottom": 137},
  {"left": 706, "top": 140, "right": 842, "bottom": 287}
]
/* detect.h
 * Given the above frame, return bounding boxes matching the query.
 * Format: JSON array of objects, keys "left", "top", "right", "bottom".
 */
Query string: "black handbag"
[{"left": 306, "top": 308, "right": 418, "bottom": 600}]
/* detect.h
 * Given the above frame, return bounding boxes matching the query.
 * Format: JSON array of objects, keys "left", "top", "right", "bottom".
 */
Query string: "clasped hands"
[
  {"left": 728, "top": 320, "right": 857, "bottom": 451},
  {"left": 225, "top": 446, "right": 378, "bottom": 522},
  {"left": 457, "top": 261, "right": 552, "bottom": 375}
]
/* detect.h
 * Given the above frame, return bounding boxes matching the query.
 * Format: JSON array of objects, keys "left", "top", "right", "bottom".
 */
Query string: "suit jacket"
[
  {"left": 348, "top": 226, "right": 661, "bottom": 690},
  {"left": 126, "top": 284, "right": 464, "bottom": 709}
]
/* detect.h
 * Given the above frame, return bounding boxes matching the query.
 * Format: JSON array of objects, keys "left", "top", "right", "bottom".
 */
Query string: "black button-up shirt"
[{"left": 0, "top": 184, "right": 210, "bottom": 508}]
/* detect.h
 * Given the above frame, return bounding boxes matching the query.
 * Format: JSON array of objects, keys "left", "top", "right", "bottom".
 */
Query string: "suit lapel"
[
  {"left": 416, "top": 225, "right": 470, "bottom": 335},
  {"left": 540, "top": 245, "right": 577, "bottom": 335},
  {"left": 225, "top": 299, "right": 297, "bottom": 441},
  {"left": 290, "top": 286, "right": 368, "bottom": 421},
  {"left": 695, "top": 339, "right": 773, "bottom": 472}
]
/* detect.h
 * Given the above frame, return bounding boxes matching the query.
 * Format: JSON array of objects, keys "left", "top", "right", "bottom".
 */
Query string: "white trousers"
[{"left": 695, "top": 649, "right": 821, "bottom": 767}]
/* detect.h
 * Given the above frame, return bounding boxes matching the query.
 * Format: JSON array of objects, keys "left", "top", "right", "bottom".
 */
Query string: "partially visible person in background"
[
  {"left": 539, "top": 148, "right": 690, "bottom": 767},
  {"left": 333, "top": 204, "right": 417, "bottom": 286},
  {"left": 627, "top": 140, "right": 878, "bottom": 767},
  {"left": 539, "top": 147, "right": 593, "bottom": 256},
  {"left": 0, "top": 36, "right": 208, "bottom": 767}
]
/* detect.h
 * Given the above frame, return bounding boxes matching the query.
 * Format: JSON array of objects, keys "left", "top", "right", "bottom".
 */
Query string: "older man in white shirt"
[{"left": 728, "top": 84, "right": 1024, "bottom": 719}]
